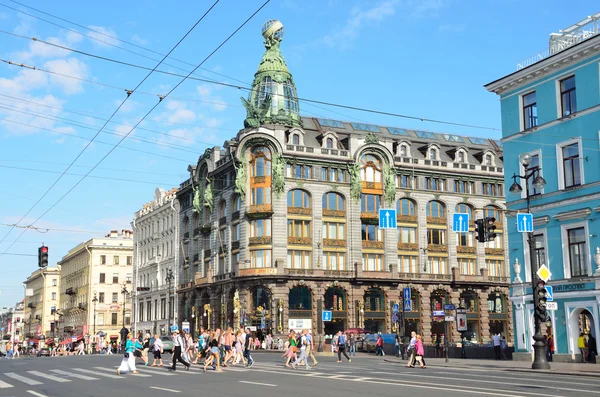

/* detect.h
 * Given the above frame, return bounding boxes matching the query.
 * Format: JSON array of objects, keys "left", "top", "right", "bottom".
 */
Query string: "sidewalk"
[{"left": 383, "top": 356, "right": 600, "bottom": 377}]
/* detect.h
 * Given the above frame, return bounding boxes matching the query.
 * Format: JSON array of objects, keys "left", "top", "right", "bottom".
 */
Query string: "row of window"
[
  {"left": 138, "top": 298, "right": 171, "bottom": 323},
  {"left": 98, "top": 273, "right": 132, "bottom": 284},
  {"left": 532, "top": 224, "right": 590, "bottom": 281},
  {"left": 522, "top": 75, "right": 576, "bottom": 130},
  {"left": 139, "top": 214, "right": 176, "bottom": 240},
  {"left": 99, "top": 255, "right": 132, "bottom": 266}
]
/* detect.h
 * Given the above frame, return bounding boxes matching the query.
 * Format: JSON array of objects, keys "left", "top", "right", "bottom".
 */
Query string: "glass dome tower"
[{"left": 241, "top": 20, "right": 302, "bottom": 128}]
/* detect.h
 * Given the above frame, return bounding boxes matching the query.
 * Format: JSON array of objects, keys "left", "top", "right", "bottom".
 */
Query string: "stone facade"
[{"left": 23, "top": 267, "right": 60, "bottom": 340}]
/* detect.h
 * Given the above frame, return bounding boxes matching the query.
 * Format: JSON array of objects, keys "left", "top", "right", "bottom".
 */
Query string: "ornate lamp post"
[
  {"left": 119, "top": 282, "right": 129, "bottom": 347},
  {"left": 509, "top": 153, "right": 549, "bottom": 370},
  {"left": 203, "top": 304, "right": 212, "bottom": 329},
  {"left": 92, "top": 291, "right": 98, "bottom": 350},
  {"left": 165, "top": 266, "right": 175, "bottom": 331}
]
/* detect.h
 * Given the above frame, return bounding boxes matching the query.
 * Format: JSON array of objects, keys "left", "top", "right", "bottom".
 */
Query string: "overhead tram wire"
[
  {"left": 0, "top": 0, "right": 271, "bottom": 261},
  {"left": 2, "top": 1, "right": 364, "bottom": 123},
  {"left": 0, "top": 30, "right": 499, "bottom": 132},
  {"left": 0, "top": 1, "right": 221, "bottom": 256}
]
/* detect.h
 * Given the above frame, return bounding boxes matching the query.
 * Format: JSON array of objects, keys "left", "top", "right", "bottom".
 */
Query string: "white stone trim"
[
  {"left": 560, "top": 220, "right": 592, "bottom": 278},
  {"left": 556, "top": 137, "right": 584, "bottom": 190},
  {"left": 565, "top": 300, "right": 599, "bottom": 355}
]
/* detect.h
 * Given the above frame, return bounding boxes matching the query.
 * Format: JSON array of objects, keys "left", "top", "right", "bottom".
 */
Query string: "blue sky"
[{"left": 0, "top": 0, "right": 595, "bottom": 308}]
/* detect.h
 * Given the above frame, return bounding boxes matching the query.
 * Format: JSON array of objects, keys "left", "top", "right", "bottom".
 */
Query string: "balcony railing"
[
  {"left": 323, "top": 239, "right": 346, "bottom": 247},
  {"left": 184, "top": 232, "right": 190, "bottom": 239},
  {"left": 485, "top": 248, "right": 504, "bottom": 256},
  {"left": 193, "top": 254, "right": 199, "bottom": 262},
  {"left": 457, "top": 246, "right": 476, "bottom": 254},
  {"left": 203, "top": 249, "right": 212, "bottom": 259},
  {"left": 65, "top": 287, "right": 76, "bottom": 296},
  {"left": 249, "top": 236, "right": 272, "bottom": 245},
  {"left": 323, "top": 209, "right": 346, "bottom": 218},
  {"left": 288, "top": 207, "right": 311, "bottom": 216},
  {"left": 397, "top": 214, "right": 417, "bottom": 223},
  {"left": 426, "top": 217, "right": 447, "bottom": 225},
  {"left": 193, "top": 227, "right": 200, "bottom": 237},
  {"left": 232, "top": 211, "right": 240, "bottom": 219},
  {"left": 288, "top": 237, "right": 312, "bottom": 245},
  {"left": 362, "top": 241, "right": 384, "bottom": 249},
  {"left": 231, "top": 241, "right": 240, "bottom": 250},
  {"left": 427, "top": 244, "right": 448, "bottom": 253},
  {"left": 397, "top": 242, "right": 418, "bottom": 251},
  {"left": 219, "top": 217, "right": 227, "bottom": 226}
]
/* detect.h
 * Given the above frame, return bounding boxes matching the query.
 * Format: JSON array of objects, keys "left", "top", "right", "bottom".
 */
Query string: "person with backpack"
[
  {"left": 336, "top": 331, "right": 351, "bottom": 363},
  {"left": 293, "top": 329, "right": 311, "bottom": 370}
]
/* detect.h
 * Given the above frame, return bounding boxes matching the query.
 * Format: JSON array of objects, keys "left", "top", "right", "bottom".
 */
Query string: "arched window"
[
  {"left": 250, "top": 146, "right": 272, "bottom": 177},
  {"left": 485, "top": 154, "right": 493, "bottom": 166},
  {"left": 324, "top": 287, "right": 346, "bottom": 311},
  {"left": 233, "top": 195, "right": 241, "bottom": 212},
  {"left": 218, "top": 200, "right": 226, "bottom": 219},
  {"left": 287, "top": 189, "right": 311, "bottom": 208},
  {"left": 396, "top": 198, "right": 416, "bottom": 215},
  {"left": 455, "top": 203, "right": 473, "bottom": 219},
  {"left": 484, "top": 205, "right": 500, "bottom": 220},
  {"left": 289, "top": 286, "right": 312, "bottom": 310},
  {"left": 326, "top": 137, "right": 334, "bottom": 149},
  {"left": 400, "top": 144, "right": 408, "bottom": 157},
  {"left": 458, "top": 151, "right": 465, "bottom": 163},
  {"left": 430, "top": 149, "right": 437, "bottom": 160},
  {"left": 430, "top": 289, "right": 448, "bottom": 311},
  {"left": 322, "top": 192, "right": 345, "bottom": 211},
  {"left": 360, "top": 154, "right": 382, "bottom": 183},
  {"left": 364, "top": 288, "right": 385, "bottom": 312},
  {"left": 460, "top": 290, "right": 478, "bottom": 313},
  {"left": 292, "top": 134, "right": 300, "bottom": 145},
  {"left": 426, "top": 200, "right": 446, "bottom": 218},
  {"left": 183, "top": 216, "right": 189, "bottom": 231},
  {"left": 487, "top": 292, "right": 506, "bottom": 313}
]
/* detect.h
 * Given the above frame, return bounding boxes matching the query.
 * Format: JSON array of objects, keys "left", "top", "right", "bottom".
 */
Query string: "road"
[{"left": 0, "top": 353, "right": 598, "bottom": 397}]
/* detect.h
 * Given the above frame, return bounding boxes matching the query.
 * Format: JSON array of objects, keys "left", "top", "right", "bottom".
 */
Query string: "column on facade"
[
  {"left": 478, "top": 290, "right": 491, "bottom": 344},
  {"left": 271, "top": 284, "right": 287, "bottom": 337},
  {"left": 450, "top": 288, "right": 462, "bottom": 343},
  {"left": 420, "top": 289, "right": 432, "bottom": 344}
]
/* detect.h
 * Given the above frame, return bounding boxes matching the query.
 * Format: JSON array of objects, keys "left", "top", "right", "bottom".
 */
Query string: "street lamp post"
[
  {"left": 509, "top": 153, "right": 549, "bottom": 370},
  {"left": 165, "top": 266, "right": 174, "bottom": 331},
  {"left": 120, "top": 282, "right": 129, "bottom": 348},
  {"left": 92, "top": 291, "right": 98, "bottom": 338}
]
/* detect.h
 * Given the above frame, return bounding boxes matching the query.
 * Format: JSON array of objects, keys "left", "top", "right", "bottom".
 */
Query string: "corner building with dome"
[{"left": 175, "top": 20, "right": 512, "bottom": 349}]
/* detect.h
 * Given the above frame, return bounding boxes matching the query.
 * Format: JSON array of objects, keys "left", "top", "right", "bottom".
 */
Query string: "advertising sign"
[
  {"left": 182, "top": 322, "right": 190, "bottom": 333},
  {"left": 456, "top": 308, "right": 467, "bottom": 332},
  {"left": 288, "top": 319, "right": 312, "bottom": 331}
]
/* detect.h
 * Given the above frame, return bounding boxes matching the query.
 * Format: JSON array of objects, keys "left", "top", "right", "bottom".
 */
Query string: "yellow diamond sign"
[{"left": 537, "top": 264, "right": 552, "bottom": 282}]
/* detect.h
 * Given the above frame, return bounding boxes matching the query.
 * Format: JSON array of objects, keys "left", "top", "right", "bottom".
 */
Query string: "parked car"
[
  {"left": 160, "top": 336, "right": 173, "bottom": 353},
  {"left": 37, "top": 347, "right": 51, "bottom": 357},
  {"left": 363, "top": 333, "right": 397, "bottom": 353}
]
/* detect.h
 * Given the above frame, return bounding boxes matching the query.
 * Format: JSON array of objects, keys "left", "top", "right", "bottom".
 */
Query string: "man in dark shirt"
[{"left": 244, "top": 328, "right": 254, "bottom": 367}]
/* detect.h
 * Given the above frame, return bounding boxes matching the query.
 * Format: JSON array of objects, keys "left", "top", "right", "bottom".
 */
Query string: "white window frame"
[
  {"left": 455, "top": 149, "right": 466, "bottom": 163},
  {"left": 561, "top": 221, "right": 591, "bottom": 278},
  {"left": 519, "top": 148, "right": 543, "bottom": 199},
  {"left": 520, "top": 90, "right": 537, "bottom": 131},
  {"left": 522, "top": 228, "right": 548, "bottom": 283},
  {"left": 556, "top": 137, "right": 584, "bottom": 190}
]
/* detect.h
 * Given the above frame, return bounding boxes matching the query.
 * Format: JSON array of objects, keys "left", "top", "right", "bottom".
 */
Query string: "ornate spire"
[{"left": 241, "top": 20, "right": 302, "bottom": 129}]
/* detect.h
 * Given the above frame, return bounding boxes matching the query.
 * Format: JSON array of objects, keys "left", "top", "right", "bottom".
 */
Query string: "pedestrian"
[
  {"left": 203, "top": 331, "right": 222, "bottom": 372},
  {"left": 142, "top": 334, "right": 150, "bottom": 366},
  {"left": 493, "top": 332, "right": 502, "bottom": 360},
  {"left": 336, "top": 331, "right": 351, "bottom": 363},
  {"left": 5, "top": 341, "right": 12, "bottom": 359},
  {"left": 77, "top": 341, "right": 86, "bottom": 355},
  {"left": 349, "top": 333, "right": 356, "bottom": 356},
  {"left": 13, "top": 344, "right": 20, "bottom": 358},
  {"left": 305, "top": 330, "right": 318, "bottom": 366},
  {"left": 151, "top": 333, "right": 164, "bottom": 367},
  {"left": 578, "top": 333, "right": 588, "bottom": 363},
  {"left": 394, "top": 334, "right": 400, "bottom": 357},
  {"left": 116, "top": 333, "right": 139, "bottom": 375},
  {"left": 406, "top": 331, "right": 417, "bottom": 368},
  {"left": 415, "top": 334, "right": 426, "bottom": 369},
  {"left": 500, "top": 336, "right": 508, "bottom": 360},
  {"left": 375, "top": 334, "right": 384, "bottom": 356},
  {"left": 223, "top": 327, "right": 233, "bottom": 366},
  {"left": 284, "top": 330, "right": 297, "bottom": 368},
  {"left": 293, "top": 330, "right": 311, "bottom": 370},
  {"left": 106, "top": 339, "right": 113, "bottom": 355},
  {"left": 231, "top": 330, "right": 245, "bottom": 365},
  {"left": 588, "top": 334, "right": 597, "bottom": 364},
  {"left": 169, "top": 329, "right": 190, "bottom": 371},
  {"left": 244, "top": 327, "right": 255, "bottom": 367}
]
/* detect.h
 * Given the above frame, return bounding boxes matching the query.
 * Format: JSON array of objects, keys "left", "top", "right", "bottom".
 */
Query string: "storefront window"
[{"left": 289, "top": 286, "right": 312, "bottom": 310}]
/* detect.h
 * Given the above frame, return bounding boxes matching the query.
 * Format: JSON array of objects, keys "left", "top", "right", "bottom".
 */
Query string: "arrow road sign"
[
  {"left": 392, "top": 313, "right": 398, "bottom": 323},
  {"left": 545, "top": 286, "right": 554, "bottom": 301},
  {"left": 444, "top": 304, "right": 456, "bottom": 311},
  {"left": 378, "top": 209, "right": 397, "bottom": 229},
  {"left": 404, "top": 300, "right": 412, "bottom": 312},
  {"left": 393, "top": 303, "right": 399, "bottom": 313},
  {"left": 516, "top": 213, "right": 534, "bottom": 233},
  {"left": 403, "top": 287, "right": 411, "bottom": 301},
  {"left": 452, "top": 213, "right": 470, "bottom": 233}
]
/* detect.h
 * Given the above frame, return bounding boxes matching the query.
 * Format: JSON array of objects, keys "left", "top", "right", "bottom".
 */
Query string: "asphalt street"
[{"left": 0, "top": 353, "right": 598, "bottom": 397}]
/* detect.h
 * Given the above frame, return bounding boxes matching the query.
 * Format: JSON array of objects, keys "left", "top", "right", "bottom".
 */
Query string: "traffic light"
[
  {"left": 534, "top": 280, "right": 549, "bottom": 323},
  {"left": 485, "top": 217, "right": 497, "bottom": 241},
  {"left": 38, "top": 245, "right": 48, "bottom": 267},
  {"left": 474, "top": 219, "right": 486, "bottom": 243}
]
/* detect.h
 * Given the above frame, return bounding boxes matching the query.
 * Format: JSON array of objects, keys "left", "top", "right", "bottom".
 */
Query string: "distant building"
[
  {"left": 0, "top": 301, "right": 24, "bottom": 345},
  {"left": 23, "top": 266, "right": 60, "bottom": 343},
  {"left": 173, "top": 20, "right": 511, "bottom": 347},
  {"left": 58, "top": 230, "right": 133, "bottom": 345},
  {"left": 486, "top": 14, "right": 600, "bottom": 361},
  {"left": 132, "top": 187, "right": 179, "bottom": 336}
]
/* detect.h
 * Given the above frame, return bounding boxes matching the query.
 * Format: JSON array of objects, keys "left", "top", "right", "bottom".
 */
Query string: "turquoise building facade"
[{"left": 486, "top": 17, "right": 600, "bottom": 361}]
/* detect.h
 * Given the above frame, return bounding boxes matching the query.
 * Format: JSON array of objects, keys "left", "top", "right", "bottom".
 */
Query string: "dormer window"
[
  {"left": 430, "top": 149, "right": 437, "bottom": 160},
  {"left": 292, "top": 134, "right": 300, "bottom": 145},
  {"left": 326, "top": 138, "right": 333, "bottom": 149},
  {"left": 458, "top": 151, "right": 465, "bottom": 163},
  {"left": 485, "top": 154, "right": 492, "bottom": 166},
  {"left": 400, "top": 145, "right": 408, "bottom": 157}
]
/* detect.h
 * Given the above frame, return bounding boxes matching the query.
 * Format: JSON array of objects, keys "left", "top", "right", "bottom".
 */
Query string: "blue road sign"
[
  {"left": 545, "top": 286, "right": 554, "bottom": 301},
  {"left": 393, "top": 303, "right": 399, "bottom": 313},
  {"left": 452, "top": 213, "right": 470, "bottom": 233},
  {"left": 392, "top": 313, "right": 398, "bottom": 323},
  {"left": 378, "top": 208, "right": 397, "bottom": 229},
  {"left": 404, "top": 300, "right": 412, "bottom": 312},
  {"left": 517, "top": 213, "right": 534, "bottom": 233},
  {"left": 261, "top": 318, "right": 265, "bottom": 329},
  {"left": 170, "top": 325, "right": 179, "bottom": 333},
  {"left": 403, "top": 287, "right": 411, "bottom": 301},
  {"left": 0, "top": 327, "right": 4, "bottom": 332},
  {"left": 322, "top": 310, "right": 332, "bottom": 322},
  {"left": 444, "top": 304, "right": 456, "bottom": 311}
]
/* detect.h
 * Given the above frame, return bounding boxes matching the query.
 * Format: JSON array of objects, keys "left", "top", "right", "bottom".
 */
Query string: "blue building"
[{"left": 486, "top": 14, "right": 600, "bottom": 361}]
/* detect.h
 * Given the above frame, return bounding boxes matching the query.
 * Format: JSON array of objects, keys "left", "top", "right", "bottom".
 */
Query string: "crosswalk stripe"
[
  {"left": 72, "top": 368, "right": 122, "bottom": 379},
  {"left": 94, "top": 367, "right": 152, "bottom": 377},
  {"left": 27, "top": 371, "right": 71, "bottom": 383},
  {"left": 4, "top": 373, "right": 43, "bottom": 385},
  {"left": 135, "top": 368, "right": 176, "bottom": 376},
  {"left": 0, "top": 379, "right": 14, "bottom": 388},
  {"left": 50, "top": 369, "right": 98, "bottom": 380}
]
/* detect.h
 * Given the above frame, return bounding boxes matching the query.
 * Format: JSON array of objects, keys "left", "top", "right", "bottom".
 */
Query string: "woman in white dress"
[{"left": 117, "top": 333, "right": 139, "bottom": 375}]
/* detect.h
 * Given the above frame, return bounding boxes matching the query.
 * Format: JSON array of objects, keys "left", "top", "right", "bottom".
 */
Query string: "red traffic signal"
[
  {"left": 38, "top": 245, "right": 49, "bottom": 267},
  {"left": 41, "top": 246, "right": 48, "bottom": 254}
]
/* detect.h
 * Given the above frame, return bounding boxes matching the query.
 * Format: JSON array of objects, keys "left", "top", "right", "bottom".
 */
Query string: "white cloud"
[
  {"left": 87, "top": 25, "right": 120, "bottom": 47},
  {"left": 211, "top": 97, "right": 228, "bottom": 112},
  {"left": 438, "top": 23, "right": 465, "bottom": 32},
  {"left": 406, "top": 0, "right": 447, "bottom": 18},
  {"left": 43, "top": 58, "right": 89, "bottom": 94},
  {"left": 131, "top": 34, "right": 148, "bottom": 46},
  {"left": 168, "top": 108, "right": 196, "bottom": 124},
  {"left": 114, "top": 99, "right": 140, "bottom": 113},
  {"left": 196, "top": 85, "right": 211, "bottom": 97}
]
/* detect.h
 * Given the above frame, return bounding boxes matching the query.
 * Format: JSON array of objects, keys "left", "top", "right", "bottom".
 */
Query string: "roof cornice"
[{"left": 485, "top": 35, "right": 600, "bottom": 94}]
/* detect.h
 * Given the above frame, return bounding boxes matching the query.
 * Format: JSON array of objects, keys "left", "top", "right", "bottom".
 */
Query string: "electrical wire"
[
  {"left": 0, "top": 253, "right": 36, "bottom": 257},
  {"left": 0, "top": 0, "right": 223, "bottom": 257},
  {"left": 0, "top": 0, "right": 270, "bottom": 261},
  {"left": 0, "top": 222, "right": 105, "bottom": 234},
  {"left": 0, "top": 29, "right": 500, "bottom": 132}
]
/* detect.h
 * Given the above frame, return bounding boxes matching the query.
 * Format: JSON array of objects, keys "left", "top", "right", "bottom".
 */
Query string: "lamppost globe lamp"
[
  {"left": 533, "top": 175, "right": 547, "bottom": 190},
  {"left": 520, "top": 153, "right": 532, "bottom": 166},
  {"left": 509, "top": 180, "right": 523, "bottom": 194}
]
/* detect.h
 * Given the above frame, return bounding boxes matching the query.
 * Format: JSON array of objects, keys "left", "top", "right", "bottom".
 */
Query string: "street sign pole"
[{"left": 444, "top": 320, "right": 449, "bottom": 363}]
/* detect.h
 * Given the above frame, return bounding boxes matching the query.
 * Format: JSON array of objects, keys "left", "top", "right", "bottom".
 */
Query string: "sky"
[{"left": 0, "top": 0, "right": 596, "bottom": 309}]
